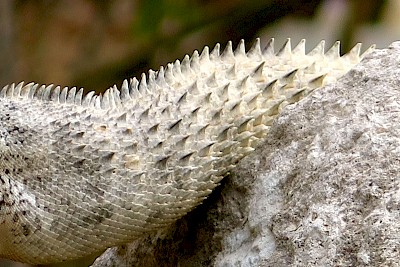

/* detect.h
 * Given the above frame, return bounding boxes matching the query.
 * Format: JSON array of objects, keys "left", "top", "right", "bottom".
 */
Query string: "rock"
[{"left": 91, "top": 42, "right": 400, "bottom": 267}]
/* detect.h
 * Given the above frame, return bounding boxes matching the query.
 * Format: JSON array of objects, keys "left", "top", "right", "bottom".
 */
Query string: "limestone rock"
[{"left": 92, "top": 42, "right": 400, "bottom": 266}]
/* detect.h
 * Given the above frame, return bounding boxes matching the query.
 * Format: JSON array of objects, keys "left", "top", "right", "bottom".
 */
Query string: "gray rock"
[
  {"left": 258, "top": 41, "right": 400, "bottom": 267},
  {"left": 92, "top": 42, "right": 400, "bottom": 267}
]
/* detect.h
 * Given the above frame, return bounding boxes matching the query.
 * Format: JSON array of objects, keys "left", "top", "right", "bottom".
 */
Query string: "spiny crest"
[{"left": 0, "top": 38, "right": 375, "bottom": 109}]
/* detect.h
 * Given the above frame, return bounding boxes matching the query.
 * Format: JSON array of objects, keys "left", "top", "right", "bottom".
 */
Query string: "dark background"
[
  {"left": 0, "top": 0, "right": 393, "bottom": 95},
  {"left": 0, "top": 0, "right": 396, "bottom": 266}
]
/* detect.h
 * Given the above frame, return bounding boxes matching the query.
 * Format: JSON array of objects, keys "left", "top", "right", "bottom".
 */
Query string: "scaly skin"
[{"left": 0, "top": 38, "right": 374, "bottom": 264}]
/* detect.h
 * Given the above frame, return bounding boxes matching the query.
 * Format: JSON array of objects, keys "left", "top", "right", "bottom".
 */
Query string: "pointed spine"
[
  {"left": 292, "top": 39, "right": 306, "bottom": 55},
  {"left": 181, "top": 55, "right": 192, "bottom": 76},
  {"left": 325, "top": 41, "right": 341, "bottom": 59},
  {"left": 210, "top": 43, "right": 220, "bottom": 61},
  {"left": 190, "top": 50, "right": 200, "bottom": 72},
  {"left": 247, "top": 38, "right": 262, "bottom": 60},
  {"left": 276, "top": 38, "right": 291, "bottom": 56},
  {"left": 199, "top": 46, "right": 210, "bottom": 66},
  {"left": 308, "top": 40, "right": 325, "bottom": 57},
  {"left": 234, "top": 39, "right": 246, "bottom": 58},
  {"left": 262, "top": 38, "right": 275, "bottom": 57},
  {"left": 121, "top": 79, "right": 131, "bottom": 102},
  {"left": 20, "top": 83, "right": 36, "bottom": 98},
  {"left": 221, "top": 41, "right": 235, "bottom": 62},
  {"left": 66, "top": 87, "right": 77, "bottom": 104},
  {"left": 48, "top": 86, "right": 60, "bottom": 102},
  {"left": 13, "top": 82, "right": 23, "bottom": 97}
]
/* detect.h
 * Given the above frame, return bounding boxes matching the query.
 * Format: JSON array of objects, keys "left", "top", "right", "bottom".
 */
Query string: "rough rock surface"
[{"left": 91, "top": 42, "right": 400, "bottom": 267}]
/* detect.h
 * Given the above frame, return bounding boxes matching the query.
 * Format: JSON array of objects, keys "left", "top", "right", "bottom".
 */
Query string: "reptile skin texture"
[{"left": 0, "top": 39, "right": 374, "bottom": 264}]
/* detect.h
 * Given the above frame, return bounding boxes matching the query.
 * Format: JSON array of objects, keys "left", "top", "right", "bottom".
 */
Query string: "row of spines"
[{"left": 0, "top": 39, "right": 374, "bottom": 109}]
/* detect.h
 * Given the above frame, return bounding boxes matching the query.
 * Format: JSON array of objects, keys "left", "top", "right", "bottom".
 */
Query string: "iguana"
[{"left": 0, "top": 38, "right": 374, "bottom": 265}]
